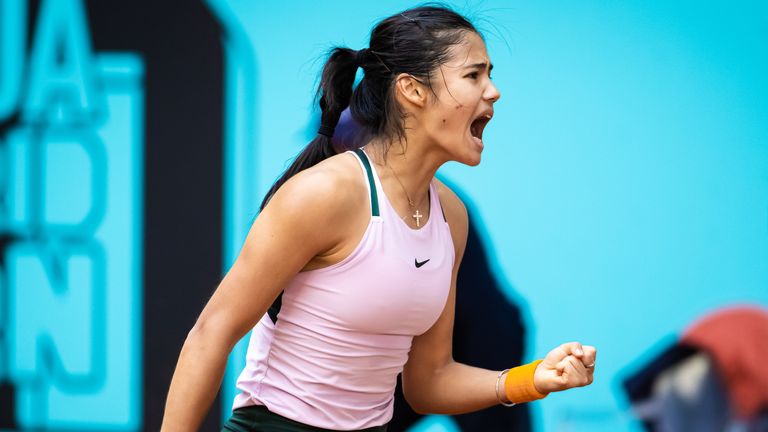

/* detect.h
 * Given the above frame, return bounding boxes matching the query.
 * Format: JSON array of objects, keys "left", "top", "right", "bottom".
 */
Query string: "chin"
[
  {"left": 453, "top": 149, "right": 482, "bottom": 167},
  {"left": 440, "top": 137, "right": 483, "bottom": 166},
  {"left": 465, "top": 154, "right": 482, "bottom": 166}
]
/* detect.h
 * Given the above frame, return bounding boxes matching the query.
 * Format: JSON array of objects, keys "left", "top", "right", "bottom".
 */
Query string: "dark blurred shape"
[
  {"left": 85, "top": 1, "right": 226, "bottom": 430},
  {"left": 622, "top": 305, "right": 768, "bottom": 431},
  {"left": 0, "top": 382, "right": 16, "bottom": 429},
  {"left": 0, "top": 233, "right": 16, "bottom": 429}
]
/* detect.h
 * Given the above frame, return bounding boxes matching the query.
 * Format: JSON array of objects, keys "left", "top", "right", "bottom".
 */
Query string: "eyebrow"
[{"left": 464, "top": 62, "right": 494, "bottom": 72}]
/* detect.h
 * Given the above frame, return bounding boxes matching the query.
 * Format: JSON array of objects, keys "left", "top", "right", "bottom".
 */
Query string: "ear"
[{"left": 394, "top": 73, "right": 427, "bottom": 108}]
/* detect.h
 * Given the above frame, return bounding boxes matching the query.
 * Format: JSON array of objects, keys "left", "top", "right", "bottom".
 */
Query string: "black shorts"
[{"left": 221, "top": 405, "right": 389, "bottom": 432}]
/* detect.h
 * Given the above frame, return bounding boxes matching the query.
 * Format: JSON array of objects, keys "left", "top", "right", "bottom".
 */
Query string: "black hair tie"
[
  {"left": 317, "top": 124, "right": 335, "bottom": 138},
  {"left": 355, "top": 48, "right": 368, "bottom": 67}
]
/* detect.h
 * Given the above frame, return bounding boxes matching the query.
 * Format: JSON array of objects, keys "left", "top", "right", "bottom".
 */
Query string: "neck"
[{"left": 365, "top": 133, "right": 446, "bottom": 208}]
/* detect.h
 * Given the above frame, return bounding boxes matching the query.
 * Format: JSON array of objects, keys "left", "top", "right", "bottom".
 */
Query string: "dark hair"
[{"left": 260, "top": 4, "right": 480, "bottom": 211}]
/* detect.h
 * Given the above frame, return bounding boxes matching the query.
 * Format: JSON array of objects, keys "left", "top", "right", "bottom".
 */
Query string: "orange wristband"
[{"left": 504, "top": 359, "right": 549, "bottom": 404}]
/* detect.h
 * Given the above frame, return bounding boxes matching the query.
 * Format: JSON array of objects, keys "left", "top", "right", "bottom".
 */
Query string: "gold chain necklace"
[{"left": 388, "top": 163, "right": 426, "bottom": 227}]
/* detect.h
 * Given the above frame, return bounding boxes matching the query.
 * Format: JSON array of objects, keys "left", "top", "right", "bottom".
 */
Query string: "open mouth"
[{"left": 470, "top": 111, "right": 493, "bottom": 141}]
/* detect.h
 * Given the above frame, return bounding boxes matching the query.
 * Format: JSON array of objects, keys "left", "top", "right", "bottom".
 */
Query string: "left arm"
[
  {"left": 400, "top": 183, "right": 501, "bottom": 414},
  {"left": 401, "top": 182, "right": 597, "bottom": 415}
]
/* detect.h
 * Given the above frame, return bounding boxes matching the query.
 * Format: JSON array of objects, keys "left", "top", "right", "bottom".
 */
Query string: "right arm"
[{"left": 161, "top": 165, "right": 355, "bottom": 431}]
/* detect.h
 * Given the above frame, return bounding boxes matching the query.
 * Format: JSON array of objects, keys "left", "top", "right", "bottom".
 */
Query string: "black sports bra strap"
[
  {"left": 435, "top": 188, "right": 448, "bottom": 222},
  {"left": 426, "top": 187, "right": 448, "bottom": 223},
  {"left": 353, "top": 148, "right": 380, "bottom": 217}
]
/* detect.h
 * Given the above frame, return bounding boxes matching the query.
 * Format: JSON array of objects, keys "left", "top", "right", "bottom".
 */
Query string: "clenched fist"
[{"left": 533, "top": 342, "right": 597, "bottom": 394}]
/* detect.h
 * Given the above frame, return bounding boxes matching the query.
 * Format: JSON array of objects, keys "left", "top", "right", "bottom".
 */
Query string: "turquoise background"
[
  {"left": 2, "top": 0, "right": 766, "bottom": 430},
  {"left": 220, "top": 1, "right": 768, "bottom": 431},
  {"left": 1, "top": 0, "right": 144, "bottom": 427}
]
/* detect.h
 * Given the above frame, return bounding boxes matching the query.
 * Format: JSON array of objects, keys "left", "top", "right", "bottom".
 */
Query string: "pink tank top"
[{"left": 232, "top": 148, "right": 455, "bottom": 430}]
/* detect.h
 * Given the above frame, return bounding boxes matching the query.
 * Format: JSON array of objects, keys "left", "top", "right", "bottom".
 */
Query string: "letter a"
[{"left": 23, "top": 0, "right": 101, "bottom": 125}]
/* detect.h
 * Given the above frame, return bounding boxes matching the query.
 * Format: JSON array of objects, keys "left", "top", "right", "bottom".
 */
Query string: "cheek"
[
  {"left": 427, "top": 96, "right": 474, "bottom": 137},
  {"left": 438, "top": 105, "right": 473, "bottom": 133},
  {"left": 436, "top": 115, "right": 460, "bottom": 135}
]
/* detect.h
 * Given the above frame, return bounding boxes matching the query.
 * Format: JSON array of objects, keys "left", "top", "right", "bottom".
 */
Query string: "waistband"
[{"left": 222, "top": 404, "right": 389, "bottom": 432}]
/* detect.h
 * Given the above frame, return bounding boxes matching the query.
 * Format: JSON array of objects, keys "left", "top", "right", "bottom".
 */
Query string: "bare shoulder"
[
  {"left": 433, "top": 178, "right": 469, "bottom": 252},
  {"left": 268, "top": 152, "right": 365, "bottom": 215},
  {"left": 258, "top": 152, "right": 368, "bottom": 254}
]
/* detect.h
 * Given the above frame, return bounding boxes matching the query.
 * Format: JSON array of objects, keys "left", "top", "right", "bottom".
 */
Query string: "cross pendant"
[{"left": 413, "top": 209, "right": 422, "bottom": 227}]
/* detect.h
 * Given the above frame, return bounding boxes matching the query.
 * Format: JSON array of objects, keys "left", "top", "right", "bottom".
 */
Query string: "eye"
[{"left": 466, "top": 72, "right": 479, "bottom": 79}]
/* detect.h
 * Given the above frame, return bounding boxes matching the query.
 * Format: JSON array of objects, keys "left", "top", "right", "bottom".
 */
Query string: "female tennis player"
[{"left": 162, "top": 5, "right": 597, "bottom": 431}]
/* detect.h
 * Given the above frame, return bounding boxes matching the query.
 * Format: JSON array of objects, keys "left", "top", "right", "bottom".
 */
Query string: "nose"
[{"left": 485, "top": 80, "right": 501, "bottom": 102}]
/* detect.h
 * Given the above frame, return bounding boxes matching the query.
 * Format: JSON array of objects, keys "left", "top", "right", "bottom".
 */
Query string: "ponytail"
[
  {"left": 259, "top": 47, "right": 363, "bottom": 211},
  {"left": 259, "top": 4, "right": 479, "bottom": 213}
]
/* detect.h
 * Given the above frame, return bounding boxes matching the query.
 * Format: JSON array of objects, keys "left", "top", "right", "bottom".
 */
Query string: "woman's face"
[{"left": 418, "top": 31, "right": 501, "bottom": 166}]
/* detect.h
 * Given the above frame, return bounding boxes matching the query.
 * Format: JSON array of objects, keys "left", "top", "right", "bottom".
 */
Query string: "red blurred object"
[{"left": 681, "top": 305, "right": 768, "bottom": 419}]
